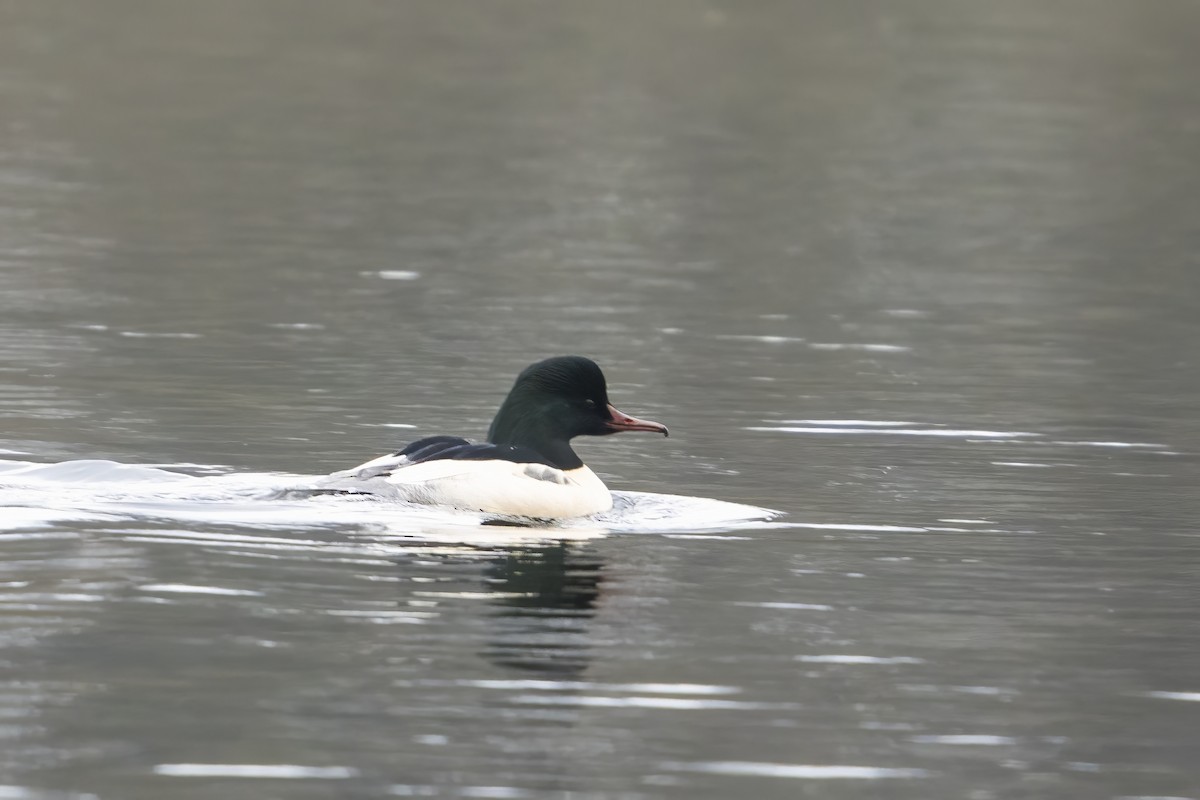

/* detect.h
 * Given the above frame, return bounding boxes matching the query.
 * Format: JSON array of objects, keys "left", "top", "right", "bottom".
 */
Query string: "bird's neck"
[{"left": 488, "top": 405, "right": 583, "bottom": 470}]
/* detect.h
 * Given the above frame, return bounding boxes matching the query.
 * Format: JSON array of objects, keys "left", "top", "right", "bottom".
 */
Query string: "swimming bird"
[{"left": 323, "top": 356, "right": 668, "bottom": 519}]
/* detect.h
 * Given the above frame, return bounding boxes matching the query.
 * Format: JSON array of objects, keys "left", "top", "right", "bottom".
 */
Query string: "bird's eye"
[{"left": 583, "top": 399, "right": 596, "bottom": 409}]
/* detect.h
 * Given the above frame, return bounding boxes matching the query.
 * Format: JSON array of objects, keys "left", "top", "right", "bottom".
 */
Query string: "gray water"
[{"left": 2, "top": 1, "right": 1199, "bottom": 798}]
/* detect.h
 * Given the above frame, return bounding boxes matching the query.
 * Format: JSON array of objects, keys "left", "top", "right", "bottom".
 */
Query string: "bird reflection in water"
[{"left": 480, "top": 542, "right": 605, "bottom": 676}]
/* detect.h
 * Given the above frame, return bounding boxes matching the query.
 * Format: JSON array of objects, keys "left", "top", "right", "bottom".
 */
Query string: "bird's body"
[{"left": 323, "top": 356, "right": 667, "bottom": 519}]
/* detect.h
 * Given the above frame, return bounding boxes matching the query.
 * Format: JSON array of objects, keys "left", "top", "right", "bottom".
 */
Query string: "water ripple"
[
  {"left": 659, "top": 761, "right": 929, "bottom": 779},
  {"left": 153, "top": 764, "right": 357, "bottom": 779}
]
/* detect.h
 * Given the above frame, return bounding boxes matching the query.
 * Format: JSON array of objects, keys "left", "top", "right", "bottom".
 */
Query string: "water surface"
[{"left": 1, "top": 1, "right": 1198, "bottom": 798}]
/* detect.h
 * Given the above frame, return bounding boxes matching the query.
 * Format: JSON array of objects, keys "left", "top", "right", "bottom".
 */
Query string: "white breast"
[{"left": 327, "top": 458, "right": 613, "bottom": 519}]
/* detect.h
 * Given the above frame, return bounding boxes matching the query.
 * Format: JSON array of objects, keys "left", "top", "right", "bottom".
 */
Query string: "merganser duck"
[{"left": 324, "top": 356, "right": 668, "bottom": 519}]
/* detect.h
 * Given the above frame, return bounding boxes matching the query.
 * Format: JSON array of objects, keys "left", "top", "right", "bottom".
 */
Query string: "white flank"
[
  {"left": 325, "top": 458, "right": 612, "bottom": 519},
  {"left": 389, "top": 461, "right": 612, "bottom": 518}
]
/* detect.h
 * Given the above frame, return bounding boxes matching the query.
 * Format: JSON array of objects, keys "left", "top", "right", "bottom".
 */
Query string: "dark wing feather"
[
  {"left": 396, "top": 436, "right": 473, "bottom": 462},
  {"left": 397, "top": 437, "right": 554, "bottom": 468}
]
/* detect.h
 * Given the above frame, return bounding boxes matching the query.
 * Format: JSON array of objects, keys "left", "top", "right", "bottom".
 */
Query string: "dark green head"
[{"left": 487, "top": 356, "right": 668, "bottom": 469}]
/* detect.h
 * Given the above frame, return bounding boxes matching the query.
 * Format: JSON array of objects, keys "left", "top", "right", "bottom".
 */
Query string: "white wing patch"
[{"left": 327, "top": 452, "right": 411, "bottom": 480}]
